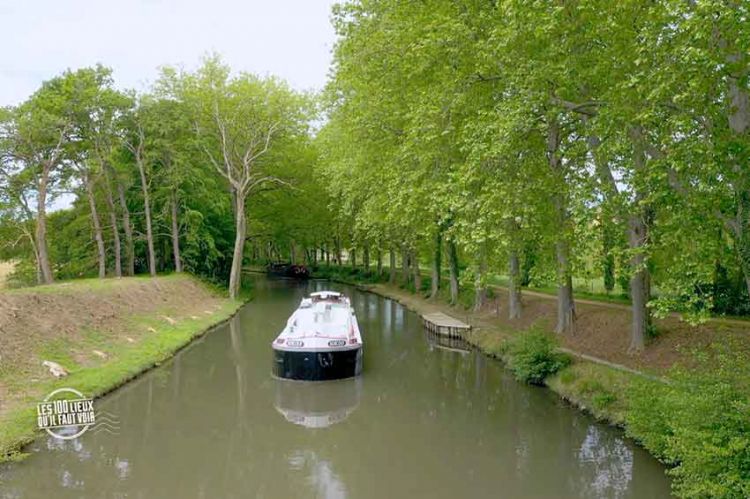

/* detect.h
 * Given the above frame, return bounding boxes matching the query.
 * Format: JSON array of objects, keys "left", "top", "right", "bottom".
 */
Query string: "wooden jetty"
[{"left": 421, "top": 312, "right": 471, "bottom": 338}]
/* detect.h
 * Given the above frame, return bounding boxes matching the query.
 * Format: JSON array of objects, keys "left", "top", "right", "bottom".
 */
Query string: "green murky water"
[{"left": 0, "top": 277, "right": 670, "bottom": 498}]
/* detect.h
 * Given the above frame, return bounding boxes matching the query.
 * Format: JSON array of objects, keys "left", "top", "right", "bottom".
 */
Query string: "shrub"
[
  {"left": 627, "top": 343, "right": 750, "bottom": 498},
  {"left": 505, "top": 329, "right": 570, "bottom": 385}
]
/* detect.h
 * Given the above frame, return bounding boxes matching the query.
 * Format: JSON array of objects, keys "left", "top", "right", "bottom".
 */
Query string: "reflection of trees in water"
[
  {"left": 383, "top": 299, "right": 393, "bottom": 342},
  {"left": 288, "top": 449, "right": 348, "bottom": 499},
  {"left": 576, "top": 425, "right": 633, "bottom": 499}
]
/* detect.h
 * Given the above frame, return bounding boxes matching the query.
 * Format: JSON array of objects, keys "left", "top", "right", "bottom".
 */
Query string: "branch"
[
  {"left": 213, "top": 100, "right": 236, "bottom": 185},
  {"left": 550, "top": 97, "right": 602, "bottom": 117},
  {"left": 243, "top": 122, "right": 280, "bottom": 166},
  {"left": 243, "top": 175, "right": 293, "bottom": 197}
]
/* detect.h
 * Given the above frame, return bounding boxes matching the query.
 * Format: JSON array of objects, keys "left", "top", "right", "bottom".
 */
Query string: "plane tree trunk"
[
  {"left": 508, "top": 250, "right": 522, "bottom": 320},
  {"left": 137, "top": 156, "right": 156, "bottom": 277},
  {"left": 473, "top": 253, "right": 487, "bottom": 312},
  {"left": 401, "top": 246, "right": 410, "bottom": 283},
  {"left": 412, "top": 249, "right": 421, "bottom": 292},
  {"left": 170, "top": 191, "right": 182, "bottom": 273},
  {"left": 36, "top": 170, "right": 54, "bottom": 284},
  {"left": 116, "top": 181, "right": 135, "bottom": 276},
  {"left": 389, "top": 248, "right": 396, "bottom": 284},
  {"left": 627, "top": 126, "right": 653, "bottom": 352},
  {"left": 547, "top": 114, "right": 575, "bottom": 334},
  {"left": 448, "top": 239, "right": 459, "bottom": 305},
  {"left": 102, "top": 166, "right": 122, "bottom": 278},
  {"left": 228, "top": 195, "right": 246, "bottom": 300},
  {"left": 430, "top": 227, "right": 442, "bottom": 299},
  {"left": 84, "top": 170, "right": 106, "bottom": 279}
]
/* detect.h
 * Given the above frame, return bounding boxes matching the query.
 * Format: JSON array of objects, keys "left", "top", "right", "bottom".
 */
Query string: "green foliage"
[
  {"left": 627, "top": 344, "right": 750, "bottom": 498},
  {"left": 503, "top": 329, "right": 571, "bottom": 385},
  {"left": 311, "top": 264, "right": 385, "bottom": 285}
]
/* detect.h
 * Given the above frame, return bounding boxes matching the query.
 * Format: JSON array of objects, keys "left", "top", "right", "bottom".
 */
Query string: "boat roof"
[{"left": 310, "top": 291, "right": 342, "bottom": 298}]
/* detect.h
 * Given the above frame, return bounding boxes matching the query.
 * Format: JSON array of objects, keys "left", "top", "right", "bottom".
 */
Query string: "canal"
[{"left": 0, "top": 277, "right": 671, "bottom": 498}]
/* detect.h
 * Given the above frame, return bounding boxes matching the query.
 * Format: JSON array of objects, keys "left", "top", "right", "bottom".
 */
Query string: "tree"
[
  {"left": 0, "top": 79, "right": 73, "bottom": 283},
  {"left": 181, "top": 57, "right": 310, "bottom": 298}
]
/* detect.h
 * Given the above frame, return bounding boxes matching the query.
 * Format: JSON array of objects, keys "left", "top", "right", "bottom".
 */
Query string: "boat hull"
[{"left": 272, "top": 346, "right": 363, "bottom": 381}]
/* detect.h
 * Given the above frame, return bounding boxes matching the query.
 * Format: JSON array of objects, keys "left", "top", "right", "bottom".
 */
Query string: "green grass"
[
  {"left": 547, "top": 362, "right": 636, "bottom": 424},
  {"left": 0, "top": 273, "right": 189, "bottom": 295},
  {"left": 0, "top": 277, "right": 244, "bottom": 463}
]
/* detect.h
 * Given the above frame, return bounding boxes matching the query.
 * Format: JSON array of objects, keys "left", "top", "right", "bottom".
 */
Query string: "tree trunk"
[
  {"left": 350, "top": 247, "right": 356, "bottom": 268},
  {"left": 448, "top": 239, "right": 459, "bottom": 305},
  {"left": 508, "top": 250, "right": 522, "bottom": 320},
  {"left": 555, "top": 239, "right": 576, "bottom": 335},
  {"left": 401, "top": 246, "right": 410, "bottom": 283},
  {"left": 430, "top": 228, "right": 442, "bottom": 299},
  {"left": 335, "top": 238, "right": 342, "bottom": 266},
  {"left": 102, "top": 168, "right": 122, "bottom": 278},
  {"left": 26, "top": 230, "right": 42, "bottom": 284},
  {"left": 363, "top": 245, "right": 370, "bottom": 272},
  {"left": 229, "top": 196, "right": 246, "bottom": 300},
  {"left": 389, "top": 248, "right": 396, "bottom": 284},
  {"left": 627, "top": 126, "right": 652, "bottom": 352},
  {"left": 170, "top": 192, "right": 182, "bottom": 273},
  {"left": 85, "top": 171, "right": 106, "bottom": 279},
  {"left": 473, "top": 255, "right": 487, "bottom": 312},
  {"left": 412, "top": 250, "right": 421, "bottom": 292},
  {"left": 137, "top": 158, "right": 156, "bottom": 277},
  {"left": 36, "top": 171, "right": 54, "bottom": 284},
  {"left": 376, "top": 248, "right": 383, "bottom": 276},
  {"left": 548, "top": 114, "right": 575, "bottom": 334},
  {"left": 290, "top": 240, "right": 296, "bottom": 265},
  {"left": 628, "top": 212, "right": 649, "bottom": 352},
  {"left": 726, "top": 55, "right": 750, "bottom": 299},
  {"left": 116, "top": 181, "right": 135, "bottom": 276}
]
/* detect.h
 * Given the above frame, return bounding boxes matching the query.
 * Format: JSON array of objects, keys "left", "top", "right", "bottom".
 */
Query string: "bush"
[
  {"left": 627, "top": 343, "right": 750, "bottom": 498},
  {"left": 505, "top": 329, "right": 570, "bottom": 385}
]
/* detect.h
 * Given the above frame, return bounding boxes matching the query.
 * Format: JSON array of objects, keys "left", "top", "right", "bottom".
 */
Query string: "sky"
[{"left": 0, "top": 0, "right": 339, "bottom": 106}]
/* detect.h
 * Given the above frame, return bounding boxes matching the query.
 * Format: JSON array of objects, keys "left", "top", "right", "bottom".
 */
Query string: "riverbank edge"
[{"left": 0, "top": 277, "right": 248, "bottom": 464}]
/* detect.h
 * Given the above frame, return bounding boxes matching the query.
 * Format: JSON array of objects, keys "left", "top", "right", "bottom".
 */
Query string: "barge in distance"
[{"left": 272, "top": 291, "right": 363, "bottom": 381}]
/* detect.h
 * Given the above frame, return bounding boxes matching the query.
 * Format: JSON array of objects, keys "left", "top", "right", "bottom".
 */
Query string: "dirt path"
[{"left": 490, "top": 284, "right": 750, "bottom": 327}]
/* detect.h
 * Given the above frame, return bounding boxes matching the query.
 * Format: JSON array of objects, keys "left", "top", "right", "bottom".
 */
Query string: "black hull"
[{"left": 273, "top": 347, "right": 362, "bottom": 381}]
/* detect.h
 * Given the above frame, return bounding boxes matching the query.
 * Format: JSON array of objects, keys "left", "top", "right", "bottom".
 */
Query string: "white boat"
[{"left": 272, "top": 291, "right": 363, "bottom": 381}]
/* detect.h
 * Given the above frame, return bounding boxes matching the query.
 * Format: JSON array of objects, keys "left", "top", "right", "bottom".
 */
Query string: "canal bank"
[{"left": 0, "top": 274, "right": 245, "bottom": 463}]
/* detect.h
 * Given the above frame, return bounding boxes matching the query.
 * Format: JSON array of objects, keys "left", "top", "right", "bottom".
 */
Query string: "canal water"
[{"left": 0, "top": 278, "right": 671, "bottom": 498}]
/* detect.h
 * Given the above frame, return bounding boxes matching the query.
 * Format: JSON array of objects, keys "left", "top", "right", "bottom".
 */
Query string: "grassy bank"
[
  {"left": 314, "top": 265, "right": 750, "bottom": 498},
  {"left": 0, "top": 274, "right": 245, "bottom": 462}
]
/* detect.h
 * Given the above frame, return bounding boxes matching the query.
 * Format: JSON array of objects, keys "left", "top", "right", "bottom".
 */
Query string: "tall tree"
[
  {"left": 0, "top": 80, "right": 73, "bottom": 283},
  {"left": 182, "top": 57, "right": 309, "bottom": 298}
]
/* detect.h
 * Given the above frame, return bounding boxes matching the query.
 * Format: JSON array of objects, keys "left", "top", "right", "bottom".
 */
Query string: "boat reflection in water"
[{"left": 274, "top": 376, "right": 363, "bottom": 428}]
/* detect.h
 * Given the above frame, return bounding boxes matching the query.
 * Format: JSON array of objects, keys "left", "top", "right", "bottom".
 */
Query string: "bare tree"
[{"left": 199, "top": 105, "right": 285, "bottom": 299}]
